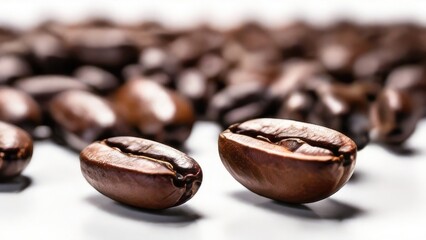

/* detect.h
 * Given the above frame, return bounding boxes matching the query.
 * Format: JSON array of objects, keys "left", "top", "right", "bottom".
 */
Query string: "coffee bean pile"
[{"left": 0, "top": 19, "right": 425, "bottom": 182}]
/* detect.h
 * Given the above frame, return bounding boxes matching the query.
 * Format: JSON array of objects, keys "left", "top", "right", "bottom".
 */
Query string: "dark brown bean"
[
  {"left": 0, "top": 55, "right": 32, "bottom": 85},
  {"left": 49, "top": 90, "right": 129, "bottom": 151},
  {"left": 0, "top": 121, "right": 33, "bottom": 180},
  {"left": 218, "top": 118, "right": 357, "bottom": 204},
  {"left": 112, "top": 78, "right": 195, "bottom": 146},
  {"left": 370, "top": 89, "right": 421, "bottom": 145},
  {"left": 0, "top": 87, "right": 42, "bottom": 137},
  {"left": 13, "top": 75, "right": 90, "bottom": 107},
  {"left": 80, "top": 136, "right": 202, "bottom": 209},
  {"left": 74, "top": 65, "right": 120, "bottom": 94}
]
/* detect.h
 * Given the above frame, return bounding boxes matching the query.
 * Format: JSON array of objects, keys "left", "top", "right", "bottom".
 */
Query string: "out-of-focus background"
[
  {"left": 1, "top": 1, "right": 426, "bottom": 240},
  {"left": 1, "top": 0, "right": 426, "bottom": 29}
]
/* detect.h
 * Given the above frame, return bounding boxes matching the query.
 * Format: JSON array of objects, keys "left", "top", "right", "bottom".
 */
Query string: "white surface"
[
  {"left": 1, "top": 120, "right": 426, "bottom": 240},
  {"left": 2, "top": 1, "right": 426, "bottom": 239}
]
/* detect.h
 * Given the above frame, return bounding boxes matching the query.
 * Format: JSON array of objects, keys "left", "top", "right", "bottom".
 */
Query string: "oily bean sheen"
[
  {"left": 80, "top": 136, "right": 203, "bottom": 209},
  {"left": 218, "top": 118, "right": 357, "bottom": 204},
  {"left": 0, "top": 121, "right": 33, "bottom": 180}
]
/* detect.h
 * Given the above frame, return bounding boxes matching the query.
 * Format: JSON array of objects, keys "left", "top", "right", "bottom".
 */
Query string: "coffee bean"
[
  {"left": 112, "top": 78, "right": 195, "bottom": 146},
  {"left": 0, "top": 121, "right": 33, "bottom": 180},
  {"left": 207, "top": 82, "right": 277, "bottom": 128},
  {"left": 370, "top": 89, "right": 421, "bottom": 145},
  {"left": 176, "top": 68, "right": 216, "bottom": 115},
  {"left": 23, "top": 32, "right": 73, "bottom": 74},
  {"left": 49, "top": 90, "right": 129, "bottom": 151},
  {"left": 0, "top": 87, "right": 42, "bottom": 137},
  {"left": 218, "top": 118, "right": 357, "bottom": 203},
  {"left": 13, "top": 75, "right": 90, "bottom": 108},
  {"left": 80, "top": 136, "right": 202, "bottom": 209},
  {"left": 385, "top": 65, "right": 426, "bottom": 116},
  {"left": 308, "top": 82, "right": 371, "bottom": 149},
  {"left": 74, "top": 65, "right": 120, "bottom": 94},
  {"left": 65, "top": 27, "right": 139, "bottom": 70},
  {"left": 0, "top": 55, "right": 32, "bottom": 84}
]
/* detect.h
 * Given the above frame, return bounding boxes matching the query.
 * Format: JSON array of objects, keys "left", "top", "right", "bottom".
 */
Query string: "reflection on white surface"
[{"left": 1, "top": 120, "right": 426, "bottom": 239}]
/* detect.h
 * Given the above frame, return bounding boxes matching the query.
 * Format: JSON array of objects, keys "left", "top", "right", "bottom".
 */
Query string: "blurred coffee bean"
[
  {"left": 169, "top": 26, "right": 223, "bottom": 66},
  {"left": 276, "top": 90, "right": 316, "bottom": 122},
  {"left": 65, "top": 27, "right": 139, "bottom": 71},
  {"left": 13, "top": 75, "right": 90, "bottom": 108},
  {"left": 0, "top": 121, "right": 33, "bottom": 180},
  {"left": 74, "top": 65, "right": 120, "bottom": 94},
  {"left": 308, "top": 82, "right": 371, "bottom": 149},
  {"left": 225, "top": 68, "right": 271, "bottom": 87},
  {"left": 49, "top": 90, "right": 129, "bottom": 151},
  {"left": 370, "top": 89, "right": 421, "bottom": 145},
  {"left": 0, "top": 87, "right": 42, "bottom": 137},
  {"left": 269, "top": 60, "right": 324, "bottom": 99},
  {"left": 112, "top": 78, "right": 195, "bottom": 146},
  {"left": 353, "top": 25, "right": 422, "bottom": 81},
  {"left": 317, "top": 24, "right": 370, "bottom": 81},
  {"left": 385, "top": 65, "right": 426, "bottom": 115},
  {"left": 0, "top": 27, "right": 17, "bottom": 44},
  {"left": 0, "top": 55, "right": 32, "bottom": 84},
  {"left": 122, "top": 64, "right": 142, "bottom": 81},
  {"left": 176, "top": 69, "right": 217, "bottom": 115},
  {"left": 23, "top": 32, "right": 73, "bottom": 74},
  {"left": 197, "top": 53, "right": 228, "bottom": 80},
  {"left": 227, "top": 22, "right": 275, "bottom": 52},
  {"left": 138, "top": 47, "right": 179, "bottom": 87},
  {"left": 271, "top": 21, "right": 317, "bottom": 58},
  {"left": 207, "top": 82, "right": 277, "bottom": 128}
]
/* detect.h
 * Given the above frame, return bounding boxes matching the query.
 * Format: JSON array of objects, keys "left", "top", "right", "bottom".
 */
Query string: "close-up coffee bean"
[
  {"left": 0, "top": 121, "right": 33, "bottom": 180},
  {"left": 80, "top": 136, "right": 202, "bottom": 209},
  {"left": 218, "top": 118, "right": 357, "bottom": 204}
]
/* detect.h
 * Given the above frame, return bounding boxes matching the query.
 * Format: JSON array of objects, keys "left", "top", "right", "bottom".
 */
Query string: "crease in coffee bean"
[
  {"left": 101, "top": 139, "right": 197, "bottom": 188},
  {"left": 231, "top": 126, "right": 343, "bottom": 157}
]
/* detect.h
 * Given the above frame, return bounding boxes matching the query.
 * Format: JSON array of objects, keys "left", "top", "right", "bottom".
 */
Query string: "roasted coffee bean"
[
  {"left": 317, "top": 26, "right": 370, "bottom": 81},
  {"left": 112, "top": 78, "right": 195, "bottom": 146},
  {"left": 271, "top": 21, "right": 317, "bottom": 58},
  {"left": 74, "top": 66, "right": 120, "bottom": 94},
  {"left": 197, "top": 53, "right": 228, "bottom": 80},
  {"left": 49, "top": 90, "right": 129, "bottom": 151},
  {"left": 65, "top": 27, "right": 139, "bottom": 70},
  {"left": 80, "top": 136, "right": 202, "bottom": 209},
  {"left": 0, "top": 121, "right": 33, "bottom": 180},
  {"left": 207, "top": 82, "right": 277, "bottom": 128},
  {"left": 276, "top": 90, "right": 316, "bottom": 122},
  {"left": 308, "top": 82, "right": 371, "bottom": 149},
  {"left": 0, "top": 87, "right": 42, "bottom": 137},
  {"left": 0, "top": 55, "right": 32, "bottom": 84},
  {"left": 385, "top": 65, "right": 426, "bottom": 116},
  {"left": 370, "top": 89, "right": 421, "bottom": 145},
  {"left": 269, "top": 60, "right": 324, "bottom": 100},
  {"left": 23, "top": 32, "right": 73, "bottom": 74},
  {"left": 176, "top": 69, "right": 216, "bottom": 115},
  {"left": 218, "top": 118, "right": 357, "bottom": 204},
  {"left": 138, "top": 47, "right": 179, "bottom": 87},
  {"left": 13, "top": 75, "right": 90, "bottom": 108}
]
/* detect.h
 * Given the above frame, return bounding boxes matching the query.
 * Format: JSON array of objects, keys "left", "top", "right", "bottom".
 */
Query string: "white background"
[{"left": 1, "top": 1, "right": 426, "bottom": 239}]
